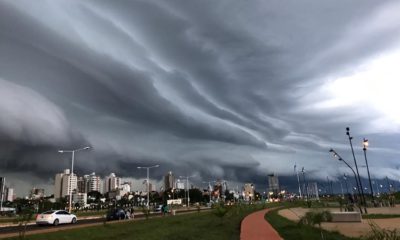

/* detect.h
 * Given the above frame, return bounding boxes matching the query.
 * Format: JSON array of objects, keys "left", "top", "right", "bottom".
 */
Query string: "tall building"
[
  {"left": 72, "top": 192, "right": 87, "bottom": 207},
  {"left": 30, "top": 188, "right": 45, "bottom": 199},
  {"left": 104, "top": 173, "right": 120, "bottom": 193},
  {"left": 268, "top": 174, "right": 280, "bottom": 195},
  {"left": 164, "top": 171, "right": 175, "bottom": 190},
  {"left": 148, "top": 182, "right": 156, "bottom": 192},
  {"left": 176, "top": 179, "right": 185, "bottom": 190},
  {"left": 121, "top": 182, "right": 131, "bottom": 193},
  {"left": 86, "top": 172, "right": 102, "bottom": 193},
  {"left": 54, "top": 170, "right": 66, "bottom": 199},
  {"left": 54, "top": 169, "right": 77, "bottom": 199},
  {"left": 5, "top": 187, "right": 14, "bottom": 202},
  {"left": 77, "top": 176, "right": 86, "bottom": 193},
  {"left": 243, "top": 183, "right": 255, "bottom": 201}
]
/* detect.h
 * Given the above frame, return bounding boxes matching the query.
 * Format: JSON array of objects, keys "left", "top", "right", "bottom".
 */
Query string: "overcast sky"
[{"left": 1, "top": 0, "right": 400, "bottom": 196}]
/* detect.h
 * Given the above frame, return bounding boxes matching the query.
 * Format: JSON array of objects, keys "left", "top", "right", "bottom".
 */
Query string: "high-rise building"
[
  {"left": 54, "top": 170, "right": 66, "bottom": 199},
  {"left": 77, "top": 176, "right": 86, "bottom": 193},
  {"left": 243, "top": 183, "right": 255, "bottom": 201},
  {"left": 30, "top": 188, "right": 45, "bottom": 199},
  {"left": 72, "top": 192, "right": 87, "bottom": 207},
  {"left": 176, "top": 179, "right": 185, "bottom": 190},
  {"left": 164, "top": 171, "right": 175, "bottom": 190},
  {"left": 121, "top": 182, "right": 131, "bottom": 193},
  {"left": 268, "top": 174, "right": 280, "bottom": 195},
  {"left": 54, "top": 169, "right": 77, "bottom": 199},
  {"left": 148, "top": 182, "right": 156, "bottom": 192},
  {"left": 86, "top": 173, "right": 102, "bottom": 193},
  {"left": 104, "top": 173, "right": 120, "bottom": 193},
  {"left": 5, "top": 187, "right": 14, "bottom": 202}
]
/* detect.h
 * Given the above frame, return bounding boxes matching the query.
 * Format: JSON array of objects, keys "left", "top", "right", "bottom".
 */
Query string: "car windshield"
[{"left": 42, "top": 211, "right": 55, "bottom": 214}]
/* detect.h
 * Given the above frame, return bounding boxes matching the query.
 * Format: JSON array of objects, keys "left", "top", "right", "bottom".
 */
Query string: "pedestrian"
[
  {"left": 131, "top": 207, "right": 135, "bottom": 219},
  {"left": 163, "top": 204, "right": 169, "bottom": 216}
]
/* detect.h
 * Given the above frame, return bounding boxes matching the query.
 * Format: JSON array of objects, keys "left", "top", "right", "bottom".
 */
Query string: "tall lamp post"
[
  {"left": 346, "top": 127, "right": 367, "bottom": 213},
  {"left": 343, "top": 174, "right": 349, "bottom": 194},
  {"left": 294, "top": 163, "right": 302, "bottom": 199},
  {"left": 329, "top": 149, "right": 365, "bottom": 213},
  {"left": 362, "top": 138, "right": 375, "bottom": 205},
  {"left": 180, "top": 175, "right": 194, "bottom": 207},
  {"left": 203, "top": 181, "right": 215, "bottom": 204},
  {"left": 58, "top": 146, "right": 90, "bottom": 213},
  {"left": 301, "top": 167, "right": 309, "bottom": 201},
  {"left": 137, "top": 165, "right": 159, "bottom": 209}
]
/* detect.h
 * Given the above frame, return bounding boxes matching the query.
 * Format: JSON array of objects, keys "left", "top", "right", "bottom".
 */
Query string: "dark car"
[{"left": 106, "top": 208, "right": 126, "bottom": 221}]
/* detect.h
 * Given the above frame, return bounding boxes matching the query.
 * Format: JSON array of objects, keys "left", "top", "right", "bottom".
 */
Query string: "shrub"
[{"left": 362, "top": 221, "right": 400, "bottom": 240}]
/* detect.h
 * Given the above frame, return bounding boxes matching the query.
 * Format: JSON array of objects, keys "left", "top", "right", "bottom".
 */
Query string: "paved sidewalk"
[{"left": 240, "top": 208, "right": 282, "bottom": 240}]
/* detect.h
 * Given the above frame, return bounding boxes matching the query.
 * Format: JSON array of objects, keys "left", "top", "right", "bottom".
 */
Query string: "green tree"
[
  {"left": 13, "top": 207, "right": 34, "bottom": 239},
  {"left": 213, "top": 202, "right": 230, "bottom": 224},
  {"left": 189, "top": 188, "right": 203, "bottom": 203}
]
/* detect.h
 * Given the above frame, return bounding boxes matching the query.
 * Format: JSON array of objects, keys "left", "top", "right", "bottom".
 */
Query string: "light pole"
[
  {"left": 294, "top": 163, "right": 302, "bottom": 199},
  {"left": 343, "top": 174, "right": 349, "bottom": 194},
  {"left": 301, "top": 167, "right": 308, "bottom": 201},
  {"left": 329, "top": 149, "right": 364, "bottom": 213},
  {"left": 362, "top": 138, "right": 374, "bottom": 205},
  {"left": 137, "top": 165, "right": 159, "bottom": 209},
  {"left": 58, "top": 146, "right": 90, "bottom": 213},
  {"left": 203, "top": 181, "right": 215, "bottom": 204},
  {"left": 180, "top": 175, "right": 194, "bottom": 207},
  {"left": 346, "top": 127, "right": 367, "bottom": 213}
]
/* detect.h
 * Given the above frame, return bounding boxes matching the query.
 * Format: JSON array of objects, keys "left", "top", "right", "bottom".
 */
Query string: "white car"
[{"left": 36, "top": 210, "right": 77, "bottom": 226}]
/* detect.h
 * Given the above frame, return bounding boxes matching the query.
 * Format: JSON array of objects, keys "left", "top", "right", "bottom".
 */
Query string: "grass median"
[
  {"left": 264, "top": 208, "right": 358, "bottom": 240},
  {"left": 6, "top": 204, "right": 267, "bottom": 240}
]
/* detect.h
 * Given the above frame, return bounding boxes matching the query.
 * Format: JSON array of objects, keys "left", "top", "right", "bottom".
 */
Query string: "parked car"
[
  {"left": 153, "top": 205, "right": 163, "bottom": 212},
  {"left": 36, "top": 210, "right": 77, "bottom": 226},
  {"left": 106, "top": 208, "right": 126, "bottom": 221}
]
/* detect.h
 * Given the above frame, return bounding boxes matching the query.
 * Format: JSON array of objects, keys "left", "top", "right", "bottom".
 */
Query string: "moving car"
[
  {"left": 36, "top": 210, "right": 77, "bottom": 226},
  {"left": 106, "top": 208, "right": 126, "bottom": 221}
]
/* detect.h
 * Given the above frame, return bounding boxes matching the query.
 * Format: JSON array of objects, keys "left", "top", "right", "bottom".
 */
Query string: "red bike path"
[{"left": 240, "top": 208, "right": 283, "bottom": 240}]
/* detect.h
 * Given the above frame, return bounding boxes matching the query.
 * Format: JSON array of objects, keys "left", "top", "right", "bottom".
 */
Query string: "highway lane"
[{"left": 0, "top": 208, "right": 208, "bottom": 237}]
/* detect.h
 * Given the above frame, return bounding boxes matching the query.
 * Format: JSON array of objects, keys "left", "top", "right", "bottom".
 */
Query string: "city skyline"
[{"left": 1, "top": 1, "right": 400, "bottom": 196}]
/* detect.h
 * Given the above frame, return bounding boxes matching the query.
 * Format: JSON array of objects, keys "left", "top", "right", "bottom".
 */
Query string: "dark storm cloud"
[{"left": 1, "top": 0, "right": 400, "bottom": 195}]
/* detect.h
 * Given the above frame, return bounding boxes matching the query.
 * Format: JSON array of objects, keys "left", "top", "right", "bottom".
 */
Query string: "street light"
[
  {"left": 301, "top": 167, "right": 309, "bottom": 201},
  {"left": 363, "top": 138, "right": 375, "bottom": 205},
  {"left": 137, "top": 165, "right": 159, "bottom": 209},
  {"left": 329, "top": 148, "right": 365, "bottom": 213},
  {"left": 294, "top": 163, "right": 302, "bottom": 199},
  {"left": 343, "top": 174, "right": 349, "bottom": 194},
  {"left": 346, "top": 127, "right": 367, "bottom": 213},
  {"left": 180, "top": 175, "right": 194, "bottom": 207},
  {"left": 58, "top": 146, "right": 91, "bottom": 212},
  {"left": 203, "top": 181, "right": 216, "bottom": 204}
]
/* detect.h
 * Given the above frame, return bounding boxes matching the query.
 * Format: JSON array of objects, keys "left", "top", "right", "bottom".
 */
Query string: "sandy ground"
[{"left": 278, "top": 206, "right": 400, "bottom": 238}]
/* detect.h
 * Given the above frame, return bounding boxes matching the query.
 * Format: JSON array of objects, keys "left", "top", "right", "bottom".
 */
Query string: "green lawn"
[
  {"left": 265, "top": 208, "right": 359, "bottom": 240},
  {"left": 7, "top": 204, "right": 266, "bottom": 240}
]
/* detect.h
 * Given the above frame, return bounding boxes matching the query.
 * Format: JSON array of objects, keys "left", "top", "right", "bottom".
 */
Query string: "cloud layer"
[{"left": 1, "top": 0, "right": 400, "bottom": 196}]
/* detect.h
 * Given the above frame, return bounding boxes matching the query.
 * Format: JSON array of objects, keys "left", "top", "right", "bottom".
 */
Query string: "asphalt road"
[
  {"left": 0, "top": 208, "right": 207, "bottom": 237},
  {"left": 0, "top": 217, "right": 104, "bottom": 235}
]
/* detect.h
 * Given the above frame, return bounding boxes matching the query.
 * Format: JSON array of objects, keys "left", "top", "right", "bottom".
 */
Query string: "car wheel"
[
  {"left": 53, "top": 219, "right": 59, "bottom": 226},
  {"left": 71, "top": 217, "right": 77, "bottom": 224}
]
